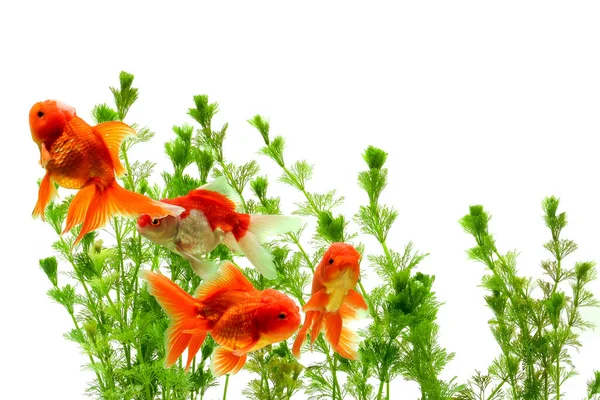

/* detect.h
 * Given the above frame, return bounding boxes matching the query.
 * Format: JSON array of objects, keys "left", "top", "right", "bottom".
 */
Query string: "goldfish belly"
[
  {"left": 176, "top": 210, "right": 226, "bottom": 254},
  {"left": 47, "top": 138, "right": 114, "bottom": 190},
  {"left": 324, "top": 270, "right": 357, "bottom": 312}
]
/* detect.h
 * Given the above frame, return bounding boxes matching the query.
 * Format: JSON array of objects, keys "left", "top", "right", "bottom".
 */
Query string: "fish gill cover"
[{"left": 33, "top": 72, "right": 600, "bottom": 400}]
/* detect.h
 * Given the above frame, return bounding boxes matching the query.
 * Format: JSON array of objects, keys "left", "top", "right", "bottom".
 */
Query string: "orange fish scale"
[{"left": 47, "top": 117, "right": 114, "bottom": 189}]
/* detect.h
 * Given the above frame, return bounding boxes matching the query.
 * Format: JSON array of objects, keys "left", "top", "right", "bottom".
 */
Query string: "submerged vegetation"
[{"left": 36, "top": 72, "right": 599, "bottom": 399}]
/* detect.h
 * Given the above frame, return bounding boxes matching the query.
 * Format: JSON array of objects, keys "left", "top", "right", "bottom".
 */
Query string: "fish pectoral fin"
[
  {"left": 177, "top": 248, "right": 218, "bottom": 281},
  {"left": 210, "top": 346, "right": 247, "bottom": 377},
  {"left": 32, "top": 172, "right": 58, "bottom": 221},
  {"left": 345, "top": 289, "right": 368, "bottom": 311},
  {"left": 231, "top": 339, "right": 259, "bottom": 357},
  {"left": 40, "top": 143, "right": 52, "bottom": 168},
  {"left": 302, "top": 290, "right": 329, "bottom": 312}
]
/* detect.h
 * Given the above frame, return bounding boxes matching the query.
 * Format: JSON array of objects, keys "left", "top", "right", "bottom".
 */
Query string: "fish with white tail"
[{"left": 136, "top": 177, "right": 303, "bottom": 279}]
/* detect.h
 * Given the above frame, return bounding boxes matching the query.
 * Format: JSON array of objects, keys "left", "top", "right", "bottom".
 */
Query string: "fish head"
[
  {"left": 255, "top": 289, "right": 301, "bottom": 342},
  {"left": 317, "top": 242, "right": 362, "bottom": 287},
  {"left": 29, "top": 100, "right": 76, "bottom": 145},
  {"left": 136, "top": 214, "right": 179, "bottom": 246}
]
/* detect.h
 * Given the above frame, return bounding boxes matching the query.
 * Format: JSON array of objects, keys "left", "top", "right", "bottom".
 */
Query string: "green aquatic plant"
[{"left": 458, "top": 199, "right": 600, "bottom": 400}]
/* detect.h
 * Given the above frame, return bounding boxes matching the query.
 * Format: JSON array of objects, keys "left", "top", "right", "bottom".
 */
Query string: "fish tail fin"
[
  {"left": 139, "top": 270, "right": 209, "bottom": 368},
  {"left": 32, "top": 172, "right": 58, "bottom": 221},
  {"left": 228, "top": 214, "right": 304, "bottom": 279},
  {"left": 233, "top": 231, "right": 277, "bottom": 279},
  {"left": 246, "top": 214, "right": 305, "bottom": 242},
  {"left": 94, "top": 121, "right": 136, "bottom": 177},
  {"left": 324, "top": 310, "right": 360, "bottom": 360},
  {"left": 210, "top": 346, "right": 247, "bottom": 377},
  {"left": 67, "top": 179, "right": 184, "bottom": 246}
]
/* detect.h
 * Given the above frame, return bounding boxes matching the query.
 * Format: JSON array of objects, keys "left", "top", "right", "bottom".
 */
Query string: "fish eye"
[
  {"left": 151, "top": 219, "right": 160, "bottom": 226},
  {"left": 278, "top": 312, "right": 287, "bottom": 319},
  {"left": 37, "top": 110, "right": 45, "bottom": 118},
  {"left": 328, "top": 258, "right": 334, "bottom": 265}
]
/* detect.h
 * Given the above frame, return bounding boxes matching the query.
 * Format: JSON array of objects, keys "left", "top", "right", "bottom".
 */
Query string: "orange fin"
[
  {"left": 194, "top": 261, "right": 254, "bottom": 300},
  {"left": 292, "top": 311, "right": 316, "bottom": 358},
  {"left": 303, "top": 290, "right": 329, "bottom": 312},
  {"left": 309, "top": 312, "right": 325, "bottom": 349},
  {"left": 334, "top": 326, "right": 360, "bottom": 360},
  {"left": 139, "top": 270, "right": 210, "bottom": 368},
  {"left": 345, "top": 289, "right": 368, "bottom": 311},
  {"left": 210, "top": 346, "right": 247, "bottom": 377},
  {"left": 324, "top": 312, "right": 343, "bottom": 350},
  {"left": 231, "top": 338, "right": 259, "bottom": 356},
  {"left": 40, "top": 143, "right": 52, "bottom": 168},
  {"left": 185, "top": 332, "right": 208, "bottom": 371},
  {"left": 94, "top": 121, "right": 136, "bottom": 177},
  {"left": 68, "top": 180, "right": 184, "bottom": 246},
  {"left": 62, "top": 184, "right": 96, "bottom": 235},
  {"left": 324, "top": 311, "right": 360, "bottom": 360},
  {"left": 32, "top": 172, "right": 58, "bottom": 221}
]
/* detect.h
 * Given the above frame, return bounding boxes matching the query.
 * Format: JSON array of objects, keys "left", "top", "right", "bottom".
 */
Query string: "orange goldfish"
[
  {"left": 292, "top": 242, "right": 368, "bottom": 360},
  {"left": 140, "top": 261, "right": 301, "bottom": 375},
  {"left": 29, "top": 100, "right": 184, "bottom": 245},
  {"left": 136, "top": 177, "right": 303, "bottom": 280}
]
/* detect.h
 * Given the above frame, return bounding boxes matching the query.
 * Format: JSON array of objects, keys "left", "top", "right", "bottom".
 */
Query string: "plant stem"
[
  {"left": 222, "top": 375, "right": 230, "bottom": 400},
  {"left": 377, "top": 379, "right": 384, "bottom": 400},
  {"left": 386, "top": 380, "right": 390, "bottom": 400},
  {"left": 331, "top": 355, "right": 338, "bottom": 400}
]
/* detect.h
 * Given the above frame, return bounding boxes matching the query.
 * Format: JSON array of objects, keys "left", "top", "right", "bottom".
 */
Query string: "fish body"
[
  {"left": 292, "top": 242, "right": 368, "bottom": 360},
  {"left": 140, "top": 261, "right": 301, "bottom": 376},
  {"left": 29, "top": 100, "right": 184, "bottom": 245},
  {"left": 136, "top": 177, "right": 303, "bottom": 280}
]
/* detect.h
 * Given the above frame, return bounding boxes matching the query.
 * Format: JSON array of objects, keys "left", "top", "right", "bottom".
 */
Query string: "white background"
[{"left": 2, "top": 1, "right": 600, "bottom": 399}]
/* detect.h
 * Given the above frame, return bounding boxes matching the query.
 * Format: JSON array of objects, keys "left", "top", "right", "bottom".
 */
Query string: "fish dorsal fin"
[
  {"left": 194, "top": 261, "right": 254, "bottom": 299},
  {"left": 197, "top": 176, "right": 243, "bottom": 211},
  {"left": 94, "top": 121, "right": 136, "bottom": 177}
]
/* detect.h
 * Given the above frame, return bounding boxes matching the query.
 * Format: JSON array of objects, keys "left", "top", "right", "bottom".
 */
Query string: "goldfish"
[
  {"left": 140, "top": 261, "right": 301, "bottom": 375},
  {"left": 136, "top": 177, "right": 303, "bottom": 280},
  {"left": 292, "top": 242, "right": 368, "bottom": 360},
  {"left": 29, "top": 100, "right": 184, "bottom": 245}
]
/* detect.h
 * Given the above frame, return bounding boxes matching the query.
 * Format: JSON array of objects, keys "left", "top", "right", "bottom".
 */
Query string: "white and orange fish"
[
  {"left": 292, "top": 242, "right": 368, "bottom": 360},
  {"left": 136, "top": 177, "right": 303, "bottom": 279}
]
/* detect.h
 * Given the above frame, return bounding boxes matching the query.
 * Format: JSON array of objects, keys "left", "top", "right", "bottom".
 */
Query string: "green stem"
[
  {"left": 386, "top": 380, "right": 390, "bottom": 400},
  {"left": 331, "top": 355, "right": 338, "bottom": 400},
  {"left": 376, "top": 379, "right": 384, "bottom": 400},
  {"left": 222, "top": 375, "right": 230, "bottom": 400}
]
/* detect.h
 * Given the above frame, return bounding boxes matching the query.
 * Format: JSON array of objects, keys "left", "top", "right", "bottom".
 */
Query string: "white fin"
[
  {"left": 200, "top": 176, "right": 243, "bottom": 210},
  {"left": 222, "top": 233, "right": 243, "bottom": 254},
  {"left": 247, "top": 215, "right": 305, "bottom": 242},
  {"left": 237, "top": 232, "right": 277, "bottom": 280},
  {"left": 179, "top": 250, "right": 218, "bottom": 280}
]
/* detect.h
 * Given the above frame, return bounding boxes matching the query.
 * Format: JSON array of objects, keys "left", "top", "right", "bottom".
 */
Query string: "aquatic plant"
[{"left": 36, "top": 71, "right": 598, "bottom": 399}]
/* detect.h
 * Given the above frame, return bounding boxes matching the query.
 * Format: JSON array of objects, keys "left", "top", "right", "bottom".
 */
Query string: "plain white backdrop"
[{"left": 2, "top": 1, "right": 600, "bottom": 399}]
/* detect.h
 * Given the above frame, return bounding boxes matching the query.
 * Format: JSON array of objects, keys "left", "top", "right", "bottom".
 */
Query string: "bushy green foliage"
[
  {"left": 458, "top": 199, "right": 600, "bottom": 400},
  {"left": 35, "top": 72, "right": 599, "bottom": 400}
]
